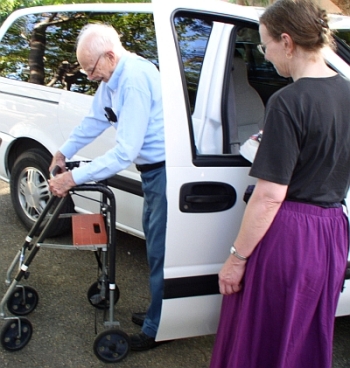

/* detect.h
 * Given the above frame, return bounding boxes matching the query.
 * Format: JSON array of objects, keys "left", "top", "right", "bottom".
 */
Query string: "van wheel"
[{"left": 10, "top": 149, "right": 74, "bottom": 237}]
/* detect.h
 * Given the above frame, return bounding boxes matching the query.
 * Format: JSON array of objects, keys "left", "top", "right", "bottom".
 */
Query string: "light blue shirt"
[{"left": 59, "top": 51, "right": 165, "bottom": 185}]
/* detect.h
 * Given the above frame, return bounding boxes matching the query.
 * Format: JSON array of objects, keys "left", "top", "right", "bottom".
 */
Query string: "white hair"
[{"left": 77, "top": 23, "right": 124, "bottom": 57}]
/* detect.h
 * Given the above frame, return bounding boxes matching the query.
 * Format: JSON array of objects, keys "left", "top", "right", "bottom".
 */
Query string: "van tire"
[{"left": 10, "top": 149, "right": 74, "bottom": 237}]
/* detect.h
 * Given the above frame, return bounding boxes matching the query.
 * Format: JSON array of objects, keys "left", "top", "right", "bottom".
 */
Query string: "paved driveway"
[
  {"left": 0, "top": 180, "right": 214, "bottom": 367},
  {"left": 0, "top": 180, "right": 349, "bottom": 367}
]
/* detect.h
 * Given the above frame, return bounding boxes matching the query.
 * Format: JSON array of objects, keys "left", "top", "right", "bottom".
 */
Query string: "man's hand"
[
  {"left": 49, "top": 171, "right": 76, "bottom": 197},
  {"left": 49, "top": 151, "right": 67, "bottom": 173},
  {"left": 218, "top": 255, "right": 247, "bottom": 295}
]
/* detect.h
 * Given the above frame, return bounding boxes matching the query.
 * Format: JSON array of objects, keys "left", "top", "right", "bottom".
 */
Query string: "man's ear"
[{"left": 105, "top": 50, "right": 117, "bottom": 63}]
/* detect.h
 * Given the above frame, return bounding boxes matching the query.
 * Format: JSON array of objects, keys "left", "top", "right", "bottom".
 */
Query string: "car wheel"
[{"left": 10, "top": 148, "right": 74, "bottom": 237}]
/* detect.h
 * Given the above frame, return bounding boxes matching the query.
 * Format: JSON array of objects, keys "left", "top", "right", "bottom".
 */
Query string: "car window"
[
  {"left": 334, "top": 30, "right": 350, "bottom": 65},
  {"left": 0, "top": 11, "right": 157, "bottom": 96},
  {"left": 234, "top": 26, "right": 291, "bottom": 105},
  {"left": 174, "top": 16, "right": 212, "bottom": 114},
  {"left": 335, "top": 29, "right": 350, "bottom": 46},
  {"left": 173, "top": 13, "right": 290, "bottom": 160}
]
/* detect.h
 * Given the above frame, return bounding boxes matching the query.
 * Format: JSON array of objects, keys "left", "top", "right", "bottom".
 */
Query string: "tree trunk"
[{"left": 28, "top": 23, "right": 47, "bottom": 85}]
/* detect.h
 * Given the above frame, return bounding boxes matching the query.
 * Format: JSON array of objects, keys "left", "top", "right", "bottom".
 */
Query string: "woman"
[{"left": 210, "top": 0, "right": 350, "bottom": 367}]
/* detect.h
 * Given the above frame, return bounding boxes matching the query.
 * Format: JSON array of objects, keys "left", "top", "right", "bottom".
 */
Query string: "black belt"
[{"left": 136, "top": 161, "right": 165, "bottom": 173}]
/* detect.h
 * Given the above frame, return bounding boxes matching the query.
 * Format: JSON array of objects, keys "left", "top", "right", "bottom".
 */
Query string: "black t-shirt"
[{"left": 250, "top": 74, "right": 350, "bottom": 205}]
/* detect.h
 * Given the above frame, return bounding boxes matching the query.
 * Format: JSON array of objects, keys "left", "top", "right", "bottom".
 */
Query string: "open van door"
[
  {"left": 153, "top": 0, "right": 350, "bottom": 341},
  {"left": 153, "top": 0, "right": 262, "bottom": 340}
]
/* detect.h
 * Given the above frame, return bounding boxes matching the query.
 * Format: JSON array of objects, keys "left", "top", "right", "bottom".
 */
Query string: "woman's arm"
[{"left": 219, "top": 179, "right": 288, "bottom": 295}]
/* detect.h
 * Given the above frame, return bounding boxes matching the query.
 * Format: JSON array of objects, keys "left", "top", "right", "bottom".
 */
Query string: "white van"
[{"left": 0, "top": 0, "right": 349, "bottom": 342}]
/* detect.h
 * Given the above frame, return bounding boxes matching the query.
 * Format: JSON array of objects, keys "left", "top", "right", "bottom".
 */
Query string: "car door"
[
  {"left": 153, "top": 0, "right": 350, "bottom": 341},
  {"left": 153, "top": 0, "right": 265, "bottom": 340}
]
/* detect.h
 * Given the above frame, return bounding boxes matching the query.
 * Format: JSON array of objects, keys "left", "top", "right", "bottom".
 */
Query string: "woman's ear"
[{"left": 281, "top": 33, "right": 293, "bottom": 52}]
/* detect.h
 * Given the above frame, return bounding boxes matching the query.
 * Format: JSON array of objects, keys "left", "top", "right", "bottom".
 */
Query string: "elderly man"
[{"left": 49, "top": 23, "right": 167, "bottom": 351}]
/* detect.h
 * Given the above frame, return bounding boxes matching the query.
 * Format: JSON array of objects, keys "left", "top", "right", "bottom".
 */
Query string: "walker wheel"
[
  {"left": 87, "top": 281, "right": 120, "bottom": 309},
  {"left": 0, "top": 318, "right": 33, "bottom": 351},
  {"left": 93, "top": 328, "right": 130, "bottom": 363},
  {"left": 7, "top": 286, "right": 39, "bottom": 316}
]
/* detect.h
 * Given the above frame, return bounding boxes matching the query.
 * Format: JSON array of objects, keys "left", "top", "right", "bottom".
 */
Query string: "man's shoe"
[
  {"left": 131, "top": 312, "right": 146, "bottom": 327},
  {"left": 130, "top": 332, "right": 167, "bottom": 351}
]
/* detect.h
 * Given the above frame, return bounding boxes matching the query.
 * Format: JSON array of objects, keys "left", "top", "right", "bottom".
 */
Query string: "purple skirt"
[{"left": 210, "top": 201, "right": 348, "bottom": 368}]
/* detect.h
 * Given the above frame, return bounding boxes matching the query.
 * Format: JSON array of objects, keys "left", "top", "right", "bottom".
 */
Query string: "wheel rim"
[
  {"left": 17, "top": 167, "right": 51, "bottom": 222},
  {"left": 7, "top": 286, "right": 39, "bottom": 316},
  {"left": 94, "top": 329, "right": 130, "bottom": 363},
  {"left": 1, "top": 318, "right": 33, "bottom": 351}
]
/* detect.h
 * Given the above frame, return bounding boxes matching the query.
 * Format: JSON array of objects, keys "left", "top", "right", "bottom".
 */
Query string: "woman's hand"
[
  {"left": 218, "top": 255, "right": 247, "bottom": 295},
  {"left": 217, "top": 179, "right": 288, "bottom": 295}
]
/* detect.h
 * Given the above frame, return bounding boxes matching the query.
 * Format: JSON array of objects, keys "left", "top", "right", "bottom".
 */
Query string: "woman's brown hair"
[{"left": 259, "top": 0, "right": 335, "bottom": 51}]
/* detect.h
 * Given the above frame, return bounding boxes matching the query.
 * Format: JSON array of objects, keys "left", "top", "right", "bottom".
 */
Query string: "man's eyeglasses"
[{"left": 81, "top": 53, "right": 104, "bottom": 76}]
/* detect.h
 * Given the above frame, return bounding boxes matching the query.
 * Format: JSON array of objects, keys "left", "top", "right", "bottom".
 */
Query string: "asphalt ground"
[{"left": 0, "top": 180, "right": 349, "bottom": 367}]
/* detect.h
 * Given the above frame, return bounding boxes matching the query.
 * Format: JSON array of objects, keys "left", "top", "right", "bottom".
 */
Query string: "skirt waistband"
[{"left": 282, "top": 200, "right": 345, "bottom": 217}]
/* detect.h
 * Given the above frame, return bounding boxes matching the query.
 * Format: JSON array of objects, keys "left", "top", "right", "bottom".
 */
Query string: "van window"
[
  {"left": 334, "top": 30, "right": 350, "bottom": 65},
  {"left": 0, "top": 12, "right": 157, "bottom": 95},
  {"left": 174, "top": 13, "right": 290, "bottom": 159},
  {"left": 234, "top": 27, "right": 291, "bottom": 105},
  {"left": 174, "top": 16, "right": 212, "bottom": 113}
]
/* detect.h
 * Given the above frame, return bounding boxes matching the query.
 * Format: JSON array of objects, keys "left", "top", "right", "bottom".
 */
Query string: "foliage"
[
  {"left": 0, "top": 0, "right": 151, "bottom": 26},
  {"left": 0, "top": 9, "right": 156, "bottom": 95}
]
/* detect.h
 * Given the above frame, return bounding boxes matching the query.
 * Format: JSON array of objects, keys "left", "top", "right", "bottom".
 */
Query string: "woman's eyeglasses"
[
  {"left": 257, "top": 44, "right": 267, "bottom": 55},
  {"left": 257, "top": 38, "right": 275, "bottom": 55}
]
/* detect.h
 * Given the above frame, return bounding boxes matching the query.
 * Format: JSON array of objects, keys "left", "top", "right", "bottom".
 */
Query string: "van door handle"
[
  {"left": 185, "top": 194, "right": 231, "bottom": 203},
  {"left": 180, "top": 182, "right": 236, "bottom": 213}
]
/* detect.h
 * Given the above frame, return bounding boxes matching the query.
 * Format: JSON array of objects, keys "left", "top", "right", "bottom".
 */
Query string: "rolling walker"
[{"left": 0, "top": 162, "right": 130, "bottom": 363}]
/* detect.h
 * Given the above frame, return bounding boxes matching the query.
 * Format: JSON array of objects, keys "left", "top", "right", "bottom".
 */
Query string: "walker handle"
[
  {"left": 50, "top": 161, "right": 90, "bottom": 178},
  {"left": 50, "top": 165, "right": 61, "bottom": 178}
]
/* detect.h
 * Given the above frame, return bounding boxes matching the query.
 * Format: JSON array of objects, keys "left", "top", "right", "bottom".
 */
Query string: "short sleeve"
[{"left": 249, "top": 93, "right": 301, "bottom": 185}]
